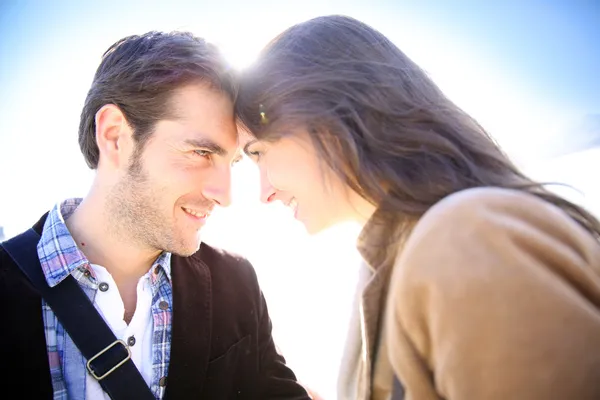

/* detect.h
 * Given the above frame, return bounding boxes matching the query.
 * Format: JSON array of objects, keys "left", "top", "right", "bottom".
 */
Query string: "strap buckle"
[{"left": 86, "top": 339, "right": 131, "bottom": 381}]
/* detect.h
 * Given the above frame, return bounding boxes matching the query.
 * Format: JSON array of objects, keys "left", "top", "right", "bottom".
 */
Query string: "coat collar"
[
  {"left": 355, "top": 208, "right": 412, "bottom": 397},
  {"left": 165, "top": 249, "right": 213, "bottom": 398}
]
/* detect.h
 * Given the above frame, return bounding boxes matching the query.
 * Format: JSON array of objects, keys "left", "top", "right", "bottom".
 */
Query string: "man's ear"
[{"left": 95, "top": 104, "right": 134, "bottom": 169}]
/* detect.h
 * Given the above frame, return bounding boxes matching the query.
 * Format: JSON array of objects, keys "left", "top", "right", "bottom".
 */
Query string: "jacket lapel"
[
  {"left": 164, "top": 252, "right": 212, "bottom": 398},
  {"left": 359, "top": 262, "right": 393, "bottom": 397},
  {"left": 356, "top": 212, "right": 408, "bottom": 398}
]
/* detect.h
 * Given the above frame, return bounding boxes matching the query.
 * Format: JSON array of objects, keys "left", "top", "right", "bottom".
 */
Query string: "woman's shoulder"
[
  {"left": 387, "top": 193, "right": 600, "bottom": 400},
  {"left": 413, "top": 186, "right": 591, "bottom": 241},
  {"left": 397, "top": 186, "right": 600, "bottom": 280},
  {"left": 424, "top": 186, "right": 562, "bottom": 221}
]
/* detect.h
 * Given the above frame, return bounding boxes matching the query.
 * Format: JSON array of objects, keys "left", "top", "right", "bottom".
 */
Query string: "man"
[{"left": 0, "top": 31, "right": 310, "bottom": 399}]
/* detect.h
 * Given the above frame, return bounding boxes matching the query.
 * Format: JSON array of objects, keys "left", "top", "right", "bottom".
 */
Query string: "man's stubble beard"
[{"left": 106, "top": 159, "right": 183, "bottom": 255}]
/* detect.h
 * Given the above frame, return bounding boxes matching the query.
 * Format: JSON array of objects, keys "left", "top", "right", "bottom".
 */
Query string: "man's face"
[{"left": 109, "top": 83, "right": 240, "bottom": 256}]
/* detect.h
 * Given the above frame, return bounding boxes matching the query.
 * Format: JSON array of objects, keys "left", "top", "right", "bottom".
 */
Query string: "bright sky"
[{"left": 1, "top": 1, "right": 598, "bottom": 397}]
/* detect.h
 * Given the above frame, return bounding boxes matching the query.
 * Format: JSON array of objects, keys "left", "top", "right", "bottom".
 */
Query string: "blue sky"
[
  {"left": 1, "top": 1, "right": 598, "bottom": 110},
  {"left": 1, "top": 1, "right": 598, "bottom": 176}
]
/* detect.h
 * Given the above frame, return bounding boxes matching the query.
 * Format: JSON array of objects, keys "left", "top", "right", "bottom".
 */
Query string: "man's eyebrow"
[
  {"left": 243, "top": 139, "right": 258, "bottom": 156},
  {"left": 184, "top": 138, "right": 227, "bottom": 157}
]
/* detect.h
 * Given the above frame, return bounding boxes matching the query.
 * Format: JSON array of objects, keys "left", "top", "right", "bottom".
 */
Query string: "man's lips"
[{"left": 182, "top": 206, "right": 210, "bottom": 219}]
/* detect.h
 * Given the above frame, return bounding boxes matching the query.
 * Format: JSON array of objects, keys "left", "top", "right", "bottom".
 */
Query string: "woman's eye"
[{"left": 248, "top": 150, "right": 262, "bottom": 159}]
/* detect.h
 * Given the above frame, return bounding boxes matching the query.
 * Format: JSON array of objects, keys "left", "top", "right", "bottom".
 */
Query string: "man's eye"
[{"left": 194, "top": 149, "right": 211, "bottom": 158}]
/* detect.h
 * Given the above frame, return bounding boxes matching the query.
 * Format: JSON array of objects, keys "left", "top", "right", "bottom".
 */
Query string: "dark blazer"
[{"left": 0, "top": 213, "right": 310, "bottom": 399}]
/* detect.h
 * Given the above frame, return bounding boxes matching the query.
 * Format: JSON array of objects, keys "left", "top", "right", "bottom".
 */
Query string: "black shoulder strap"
[{"left": 1, "top": 229, "right": 155, "bottom": 400}]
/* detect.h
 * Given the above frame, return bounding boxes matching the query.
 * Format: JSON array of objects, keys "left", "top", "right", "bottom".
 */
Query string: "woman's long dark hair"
[{"left": 236, "top": 15, "right": 600, "bottom": 238}]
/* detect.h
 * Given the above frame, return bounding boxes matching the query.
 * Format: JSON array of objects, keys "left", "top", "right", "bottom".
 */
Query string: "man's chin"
[{"left": 170, "top": 237, "right": 202, "bottom": 257}]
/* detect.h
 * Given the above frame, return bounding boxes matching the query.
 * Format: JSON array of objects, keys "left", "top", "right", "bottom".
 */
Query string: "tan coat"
[{"left": 345, "top": 187, "right": 600, "bottom": 400}]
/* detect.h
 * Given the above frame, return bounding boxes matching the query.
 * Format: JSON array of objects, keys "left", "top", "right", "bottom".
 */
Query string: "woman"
[{"left": 236, "top": 15, "right": 600, "bottom": 400}]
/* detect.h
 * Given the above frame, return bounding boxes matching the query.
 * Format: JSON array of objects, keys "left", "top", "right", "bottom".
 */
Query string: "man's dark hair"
[{"left": 79, "top": 31, "right": 236, "bottom": 169}]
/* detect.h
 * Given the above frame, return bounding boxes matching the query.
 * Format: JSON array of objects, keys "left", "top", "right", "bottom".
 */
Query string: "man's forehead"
[{"left": 176, "top": 111, "right": 238, "bottom": 152}]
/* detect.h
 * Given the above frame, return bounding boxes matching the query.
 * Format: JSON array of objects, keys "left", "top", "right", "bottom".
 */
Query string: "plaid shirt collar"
[{"left": 37, "top": 198, "right": 171, "bottom": 287}]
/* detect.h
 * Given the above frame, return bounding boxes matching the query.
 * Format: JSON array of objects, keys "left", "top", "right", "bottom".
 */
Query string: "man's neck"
[{"left": 65, "top": 193, "right": 160, "bottom": 284}]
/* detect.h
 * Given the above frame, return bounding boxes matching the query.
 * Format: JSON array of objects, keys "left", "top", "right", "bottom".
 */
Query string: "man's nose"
[{"left": 202, "top": 164, "right": 232, "bottom": 207}]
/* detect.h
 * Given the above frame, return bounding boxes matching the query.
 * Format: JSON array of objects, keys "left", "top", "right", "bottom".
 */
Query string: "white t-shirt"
[{"left": 85, "top": 264, "right": 154, "bottom": 399}]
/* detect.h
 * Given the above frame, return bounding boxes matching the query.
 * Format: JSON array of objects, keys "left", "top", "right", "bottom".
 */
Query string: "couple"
[{"left": 3, "top": 15, "right": 600, "bottom": 400}]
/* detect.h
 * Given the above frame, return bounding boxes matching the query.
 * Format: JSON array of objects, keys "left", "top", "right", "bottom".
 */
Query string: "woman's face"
[{"left": 240, "top": 128, "right": 373, "bottom": 234}]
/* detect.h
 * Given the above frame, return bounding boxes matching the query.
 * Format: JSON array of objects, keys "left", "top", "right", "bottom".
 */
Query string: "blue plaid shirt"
[{"left": 37, "top": 199, "right": 173, "bottom": 399}]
